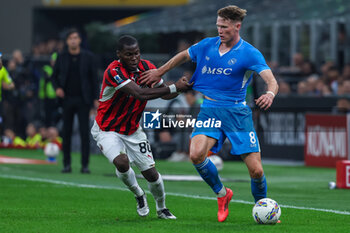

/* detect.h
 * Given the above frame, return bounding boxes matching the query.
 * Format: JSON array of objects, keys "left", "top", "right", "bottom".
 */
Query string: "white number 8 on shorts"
[{"left": 249, "top": 131, "right": 256, "bottom": 144}]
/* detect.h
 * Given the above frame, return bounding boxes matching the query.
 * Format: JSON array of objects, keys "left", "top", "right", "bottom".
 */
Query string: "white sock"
[
  {"left": 116, "top": 168, "right": 144, "bottom": 197},
  {"left": 217, "top": 186, "right": 227, "bottom": 198},
  {"left": 148, "top": 173, "right": 166, "bottom": 211}
]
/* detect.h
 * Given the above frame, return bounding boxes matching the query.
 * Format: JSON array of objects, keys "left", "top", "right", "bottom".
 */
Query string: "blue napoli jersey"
[{"left": 188, "top": 37, "right": 270, "bottom": 103}]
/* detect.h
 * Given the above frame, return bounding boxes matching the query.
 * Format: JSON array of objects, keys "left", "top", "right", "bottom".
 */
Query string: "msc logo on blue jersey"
[
  {"left": 143, "top": 110, "right": 162, "bottom": 129},
  {"left": 201, "top": 65, "right": 232, "bottom": 75}
]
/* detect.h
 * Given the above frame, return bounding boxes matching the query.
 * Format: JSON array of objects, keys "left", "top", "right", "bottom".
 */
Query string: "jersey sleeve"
[
  {"left": 246, "top": 48, "right": 270, "bottom": 73},
  {"left": 104, "top": 67, "right": 131, "bottom": 89},
  {"left": 0, "top": 67, "right": 13, "bottom": 84},
  {"left": 188, "top": 38, "right": 210, "bottom": 63},
  {"left": 140, "top": 60, "right": 156, "bottom": 70},
  {"left": 139, "top": 60, "right": 160, "bottom": 88},
  {"left": 148, "top": 62, "right": 156, "bottom": 70}
]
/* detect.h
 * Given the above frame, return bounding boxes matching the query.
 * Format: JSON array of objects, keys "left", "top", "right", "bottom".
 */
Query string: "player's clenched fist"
[
  {"left": 175, "top": 76, "right": 194, "bottom": 92},
  {"left": 140, "top": 68, "right": 161, "bottom": 87}
]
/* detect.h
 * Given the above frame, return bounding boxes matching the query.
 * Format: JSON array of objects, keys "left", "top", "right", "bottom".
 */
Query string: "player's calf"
[
  {"left": 144, "top": 171, "right": 176, "bottom": 219},
  {"left": 115, "top": 167, "right": 148, "bottom": 217},
  {"left": 251, "top": 174, "right": 267, "bottom": 203}
]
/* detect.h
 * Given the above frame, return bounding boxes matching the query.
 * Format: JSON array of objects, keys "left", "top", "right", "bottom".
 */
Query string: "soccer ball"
[
  {"left": 208, "top": 155, "right": 223, "bottom": 171},
  {"left": 252, "top": 198, "right": 281, "bottom": 224},
  {"left": 44, "top": 142, "right": 60, "bottom": 158}
]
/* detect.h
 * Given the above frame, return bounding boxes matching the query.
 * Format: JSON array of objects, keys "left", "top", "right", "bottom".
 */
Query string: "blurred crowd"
[
  {"left": 270, "top": 52, "right": 350, "bottom": 113},
  {"left": 2, "top": 123, "right": 62, "bottom": 150},
  {"left": 0, "top": 39, "right": 67, "bottom": 150},
  {"left": 1, "top": 38, "right": 350, "bottom": 156},
  {"left": 273, "top": 53, "right": 350, "bottom": 97},
  {"left": 1, "top": 49, "right": 60, "bottom": 139},
  {"left": 31, "top": 39, "right": 65, "bottom": 58}
]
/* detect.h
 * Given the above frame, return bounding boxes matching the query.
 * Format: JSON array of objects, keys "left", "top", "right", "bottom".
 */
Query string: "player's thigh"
[
  {"left": 122, "top": 128, "right": 155, "bottom": 172},
  {"left": 91, "top": 122, "right": 126, "bottom": 163},
  {"left": 241, "top": 152, "right": 264, "bottom": 178},
  {"left": 191, "top": 106, "right": 222, "bottom": 156}
]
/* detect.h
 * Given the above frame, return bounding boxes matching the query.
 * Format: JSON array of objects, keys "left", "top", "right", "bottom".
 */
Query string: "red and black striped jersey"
[{"left": 95, "top": 59, "right": 156, "bottom": 135}]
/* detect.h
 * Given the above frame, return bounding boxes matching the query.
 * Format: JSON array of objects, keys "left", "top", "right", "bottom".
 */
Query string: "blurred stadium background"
[
  {"left": 1, "top": 0, "right": 350, "bottom": 163},
  {"left": 1, "top": 0, "right": 350, "bottom": 232}
]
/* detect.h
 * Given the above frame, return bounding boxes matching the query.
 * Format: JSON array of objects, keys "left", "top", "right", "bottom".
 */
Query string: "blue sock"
[
  {"left": 194, "top": 158, "right": 223, "bottom": 194},
  {"left": 251, "top": 174, "right": 267, "bottom": 203}
]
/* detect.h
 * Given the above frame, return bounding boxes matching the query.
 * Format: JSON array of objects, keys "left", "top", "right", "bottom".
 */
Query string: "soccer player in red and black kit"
[{"left": 91, "top": 35, "right": 192, "bottom": 219}]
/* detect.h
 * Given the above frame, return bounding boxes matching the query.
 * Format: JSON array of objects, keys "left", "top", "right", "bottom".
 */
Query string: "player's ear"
[{"left": 235, "top": 22, "right": 241, "bottom": 30}]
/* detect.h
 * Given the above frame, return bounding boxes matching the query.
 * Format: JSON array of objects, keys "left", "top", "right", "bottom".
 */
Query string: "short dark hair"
[
  {"left": 117, "top": 35, "right": 138, "bottom": 51},
  {"left": 217, "top": 5, "right": 247, "bottom": 22},
  {"left": 65, "top": 28, "right": 81, "bottom": 40}
]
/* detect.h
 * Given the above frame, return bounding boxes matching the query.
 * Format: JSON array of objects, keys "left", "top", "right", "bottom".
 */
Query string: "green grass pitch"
[{"left": 0, "top": 149, "right": 349, "bottom": 233}]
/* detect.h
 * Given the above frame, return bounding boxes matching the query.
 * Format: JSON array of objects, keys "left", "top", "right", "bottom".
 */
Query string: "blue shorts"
[{"left": 191, "top": 99, "right": 260, "bottom": 155}]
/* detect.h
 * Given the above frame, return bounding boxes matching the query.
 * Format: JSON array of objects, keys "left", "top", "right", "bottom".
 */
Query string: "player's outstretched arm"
[
  {"left": 161, "top": 91, "right": 179, "bottom": 100},
  {"left": 119, "top": 77, "right": 193, "bottom": 101},
  {"left": 160, "top": 76, "right": 193, "bottom": 100},
  {"left": 156, "top": 83, "right": 179, "bottom": 100},
  {"left": 255, "top": 69, "right": 279, "bottom": 110},
  {"left": 140, "top": 50, "right": 191, "bottom": 86}
]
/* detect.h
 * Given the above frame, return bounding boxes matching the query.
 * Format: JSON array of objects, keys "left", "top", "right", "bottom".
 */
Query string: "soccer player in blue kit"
[{"left": 141, "top": 5, "right": 278, "bottom": 222}]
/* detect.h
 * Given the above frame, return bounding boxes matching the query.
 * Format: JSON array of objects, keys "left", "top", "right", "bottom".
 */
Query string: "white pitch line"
[{"left": 1, "top": 174, "right": 350, "bottom": 216}]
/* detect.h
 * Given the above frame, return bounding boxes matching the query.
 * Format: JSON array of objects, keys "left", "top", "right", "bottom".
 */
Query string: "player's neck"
[{"left": 222, "top": 35, "right": 241, "bottom": 50}]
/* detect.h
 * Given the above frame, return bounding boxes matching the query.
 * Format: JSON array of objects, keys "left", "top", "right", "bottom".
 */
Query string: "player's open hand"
[
  {"left": 255, "top": 93, "right": 274, "bottom": 110},
  {"left": 175, "top": 76, "right": 194, "bottom": 92},
  {"left": 140, "top": 69, "right": 162, "bottom": 87}
]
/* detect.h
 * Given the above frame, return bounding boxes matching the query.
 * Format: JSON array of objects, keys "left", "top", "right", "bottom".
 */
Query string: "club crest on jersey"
[
  {"left": 201, "top": 65, "right": 232, "bottom": 75},
  {"left": 228, "top": 58, "right": 237, "bottom": 65}
]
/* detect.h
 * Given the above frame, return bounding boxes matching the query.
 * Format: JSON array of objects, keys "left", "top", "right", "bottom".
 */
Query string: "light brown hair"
[{"left": 217, "top": 5, "right": 247, "bottom": 22}]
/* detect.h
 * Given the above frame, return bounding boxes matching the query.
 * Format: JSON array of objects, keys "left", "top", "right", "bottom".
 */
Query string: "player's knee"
[
  {"left": 141, "top": 167, "right": 159, "bottom": 182},
  {"left": 113, "top": 154, "right": 130, "bottom": 173},
  {"left": 189, "top": 147, "right": 206, "bottom": 164},
  {"left": 250, "top": 168, "right": 264, "bottom": 179}
]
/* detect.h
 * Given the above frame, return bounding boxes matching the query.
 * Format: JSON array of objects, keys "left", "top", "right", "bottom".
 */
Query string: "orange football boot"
[{"left": 217, "top": 188, "right": 233, "bottom": 222}]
